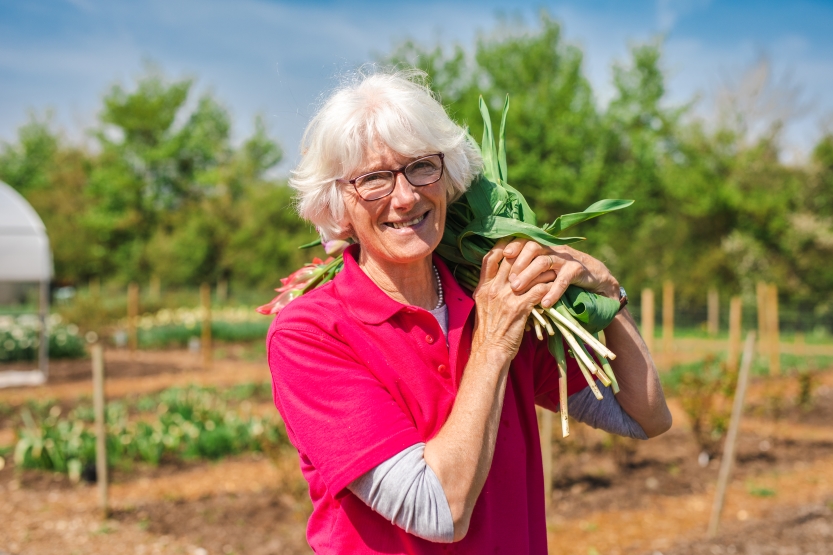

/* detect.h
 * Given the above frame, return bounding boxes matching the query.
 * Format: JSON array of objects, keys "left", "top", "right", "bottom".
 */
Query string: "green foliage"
[
  {"left": 747, "top": 486, "right": 776, "bottom": 498},
  {"left": 137, "top": 320, "right": 271, "bottom": 349},
  {"left": 2, "top": 14, "right": 832, "bottom": 313},
  {"left": 663, "top": 356, "right": 736, "bottom": 455},
  {"left": 0, "top": 316, "right": 87, "bottom": 362},
  {"left": 384, "top": 12, "right": 833, "bottom": 311},
  {"left": 14, "top": 384, "right": 286, "bottom": 475},
  {"left": 0, "top": 66, "right": 313, "bottom": 290}
]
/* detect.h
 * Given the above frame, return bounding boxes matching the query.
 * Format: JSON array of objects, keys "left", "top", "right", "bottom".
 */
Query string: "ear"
[{"left": 332, "top": 219, "right": 354, "bottom": 241}]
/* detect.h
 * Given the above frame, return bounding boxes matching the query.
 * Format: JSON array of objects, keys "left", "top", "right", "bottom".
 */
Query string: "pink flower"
[
  {"left": 256, "top": 289, "right": 304, "bottom": 315},
  {"left": 323, "top": 240, "right": 350, "bottom": 256},
  {"left": 258, "top": 256, "right": 338, "bottom": 316}
]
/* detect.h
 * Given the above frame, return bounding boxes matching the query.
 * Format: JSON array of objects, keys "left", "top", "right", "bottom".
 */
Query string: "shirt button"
[
  {"left": 437, "top": 364, "right": 448, "bottom": 375},
  {"left": 425, "top": 335, "right": 434, "bottom": 344}
]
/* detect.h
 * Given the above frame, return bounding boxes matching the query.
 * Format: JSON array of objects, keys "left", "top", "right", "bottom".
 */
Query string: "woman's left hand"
[{"left": 502, "top": 239, "right": 619, "bottom": 308}]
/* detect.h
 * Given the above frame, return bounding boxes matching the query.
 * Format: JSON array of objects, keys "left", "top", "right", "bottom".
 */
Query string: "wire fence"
[{"left": 629, "top": 299, "right": 833, "bottom": 339}]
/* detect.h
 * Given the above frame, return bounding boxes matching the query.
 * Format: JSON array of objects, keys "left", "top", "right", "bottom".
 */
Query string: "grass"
[
  {"left": 748, "top": 486, "right": 777, "bottom": 498},
  {"left": 662, "top": 352, "right": 833, "bottom": 396}
]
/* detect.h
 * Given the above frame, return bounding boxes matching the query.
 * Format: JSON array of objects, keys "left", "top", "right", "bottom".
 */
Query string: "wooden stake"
[
  {"left": 756, "top": 281, "right": 768, "bottom": 363},
  {"left": 539, "top": 408, "right": 553, "bottom": 509},
  {"left": 641, "top": 289, "right": 655, "bottom": 354},
  {"left": 127, "top": 282, "right": 139, "bottom": 352},
  {"left": 201, "top": 283, "right": 212, "bottom": 370},
  {"left": 727, "top": 296, "right": 742, "bottom": 373},
  {"left": 707, "top": 288, "right": 719, "bottom": 336},
  {"left": 38, "top": 279, "right": 50, "bottom": 380},
  {"left": 708, "top": 331, "right": 756, "bottom": 538},
  {"left": 767, "top": 284, "right": 780, "bottom": 376},
  {"left": 91, "top": 344, "right": 109, "bottom": 518},
  {"left": 662, "top": 281, "right": 675, "bottom": 360}
]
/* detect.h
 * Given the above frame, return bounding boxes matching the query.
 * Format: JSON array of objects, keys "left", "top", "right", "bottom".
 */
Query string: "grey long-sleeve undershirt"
[{"left": 348, "top": 306, "right": 647, "bottom": 541}]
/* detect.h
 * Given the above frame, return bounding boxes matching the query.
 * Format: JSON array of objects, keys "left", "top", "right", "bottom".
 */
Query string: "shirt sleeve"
[
  {"left": 564, "top": 381, "right": 648, "bottom": 439},
  {"left": 268, "top": 325, "right": 424, "bottom": 497},
  {"left": 348, "top": 443, "right": 454, "bottom": 542}
]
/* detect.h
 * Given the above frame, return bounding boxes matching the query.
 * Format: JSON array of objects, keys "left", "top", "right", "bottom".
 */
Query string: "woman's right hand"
[{"left": 471, "top": 241, "right": 552, "bottom": 362}]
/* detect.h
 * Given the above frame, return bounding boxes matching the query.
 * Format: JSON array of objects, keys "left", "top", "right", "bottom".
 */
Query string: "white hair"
[{"left": 289, "top": 68, "right": 483, "bottom": 240}]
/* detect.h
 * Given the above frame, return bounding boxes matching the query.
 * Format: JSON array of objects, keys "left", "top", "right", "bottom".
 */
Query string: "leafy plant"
[
  {"left": 13, "top": 384, "right": 288, "bottom": 475},
  {"left": 0, "top": 315, "right": 87, "bottom": 362},
  {"left": 674, "top": 356, "right": 736, "bottom": 456}
]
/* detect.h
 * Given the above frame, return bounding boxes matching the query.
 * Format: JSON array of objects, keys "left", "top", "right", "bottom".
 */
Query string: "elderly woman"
[{"left": 268, "top": 70, "right": 671, "bottom": 554}]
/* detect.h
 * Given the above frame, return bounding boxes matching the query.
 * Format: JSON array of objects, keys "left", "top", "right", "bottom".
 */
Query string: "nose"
[{"left": 388, "top": 171, "right": 418, "bottom": 210}]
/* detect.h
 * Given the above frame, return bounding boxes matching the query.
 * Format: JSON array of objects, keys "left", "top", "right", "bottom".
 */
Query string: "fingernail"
[
  {"left": 504, "top": 245, "right": 515, "bottom": 255},
  {"left": 541, "top": 298, "right": 552, "bottom": 308},
  {"left": 510, "top": 277, "right": 519, "bottom": 289}
]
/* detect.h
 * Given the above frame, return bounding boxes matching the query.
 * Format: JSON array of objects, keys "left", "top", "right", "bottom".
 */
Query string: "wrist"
[
  {"left": 468, "top": 339, "right": 513, "bottom": 372},
  {"left": 616, "top": 285, "right": 628, "bottom": 312},
  {"left": 597, "top": 280, "right": 620, "bottom": 300}
]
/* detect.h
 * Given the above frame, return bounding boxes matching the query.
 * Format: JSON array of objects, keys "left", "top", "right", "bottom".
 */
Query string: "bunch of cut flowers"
[{"left": 258, "top": 97, "right": 632, "bottom": 437}]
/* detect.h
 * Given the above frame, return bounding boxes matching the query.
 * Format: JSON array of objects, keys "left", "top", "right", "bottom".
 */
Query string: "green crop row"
[
  {"left": 137, "top": 320, "right": 271, "bottom": 349},
  {"left": 13, "top": 383, "right": 285, "bottom": 479},
  {"left": 0, "top": 315, "right": 87, "bottom": 362}
]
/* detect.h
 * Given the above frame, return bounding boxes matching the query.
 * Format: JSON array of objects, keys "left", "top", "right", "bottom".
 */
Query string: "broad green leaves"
[
  {"left": 443, "top": 96, "right": 632, "bottom": 272},
  {"left": 439, "top": 96, "right": 631, "bottom": 335}
]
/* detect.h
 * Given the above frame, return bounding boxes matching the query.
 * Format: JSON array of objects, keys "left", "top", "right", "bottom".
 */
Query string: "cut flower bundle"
[{"left": 258, "top": 96, "right": 633, "bottom": 437}]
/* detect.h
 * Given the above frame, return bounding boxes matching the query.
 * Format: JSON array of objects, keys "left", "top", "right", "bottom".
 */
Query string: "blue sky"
[{"left": 1, "top": 0, "right": 831, "bottom": 173}]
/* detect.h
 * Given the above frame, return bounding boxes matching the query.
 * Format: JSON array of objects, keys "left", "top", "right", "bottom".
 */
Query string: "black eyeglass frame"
[{"left": 345, "top": 152, "right": 445, "bottom": 201}]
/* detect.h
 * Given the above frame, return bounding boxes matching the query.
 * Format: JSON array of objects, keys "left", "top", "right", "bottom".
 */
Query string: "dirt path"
[{"left": 0, "top": 350, "right": 270, "bottom": 407}]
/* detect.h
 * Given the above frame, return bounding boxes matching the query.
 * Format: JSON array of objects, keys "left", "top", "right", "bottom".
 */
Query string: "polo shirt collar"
[{"left": 335, "top": 244, "right": 474, "bottom": 325}]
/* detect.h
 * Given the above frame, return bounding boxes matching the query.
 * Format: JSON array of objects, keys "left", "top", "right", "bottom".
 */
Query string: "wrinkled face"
[{"left": 341, "top": 143, "right": 447, "bottom": 268}]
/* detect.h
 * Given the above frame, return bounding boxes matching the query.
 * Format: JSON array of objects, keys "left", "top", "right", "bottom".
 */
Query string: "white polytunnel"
[
  {"left": 0, "top": 180, "right": 53, "bottom": 387},
  {"left": 0, "top": 180, "right": 53, "bottom": 281}
]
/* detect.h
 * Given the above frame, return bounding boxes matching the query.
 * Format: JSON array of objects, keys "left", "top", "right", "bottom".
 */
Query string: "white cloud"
[{"left": 655, "top": 0, "right": 713, "bottom": 33}]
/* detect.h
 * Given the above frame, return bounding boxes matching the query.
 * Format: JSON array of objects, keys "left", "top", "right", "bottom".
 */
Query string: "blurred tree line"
[
  {"left": 2, "top": 15, "right": 832, "bottom": 310},
  {"left": 386, "top": 14, "right": 833, "bottom": 309},
  {"left": 0, "top": 66, "right": 316, "bottom": 292}
]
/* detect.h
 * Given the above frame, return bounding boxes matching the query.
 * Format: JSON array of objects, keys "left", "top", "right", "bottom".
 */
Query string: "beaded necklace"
[{"left": 432, "top": 265, "right": 444, "bottom": 310}]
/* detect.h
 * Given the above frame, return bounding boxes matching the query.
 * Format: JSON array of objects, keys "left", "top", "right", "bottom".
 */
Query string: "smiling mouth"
[{"left": 384, "top": 211, "right": 429, "bottom": 229}]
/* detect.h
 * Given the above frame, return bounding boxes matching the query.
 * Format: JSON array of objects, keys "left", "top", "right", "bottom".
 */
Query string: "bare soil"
[{"left": 1, "top": 349, "right": 832, "bottom": 555}]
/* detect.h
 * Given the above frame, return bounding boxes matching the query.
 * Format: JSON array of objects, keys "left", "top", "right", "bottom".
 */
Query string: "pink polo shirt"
[{"left": 267, "top": 245, "right": 588, "bottom": 554}]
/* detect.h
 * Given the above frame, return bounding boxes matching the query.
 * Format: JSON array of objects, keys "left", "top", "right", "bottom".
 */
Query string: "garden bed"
[{"left": 1, "top": 349, "right": 831, "bottom": 555}]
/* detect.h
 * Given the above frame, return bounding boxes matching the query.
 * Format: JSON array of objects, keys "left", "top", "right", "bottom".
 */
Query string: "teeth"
[{"left": 389, "top": 213, "right": 426, "bottom": 229}]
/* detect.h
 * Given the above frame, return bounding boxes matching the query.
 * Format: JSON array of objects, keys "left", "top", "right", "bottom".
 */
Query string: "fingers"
[
  {"left": 541, "top": 262, "right": 582, "bottom": 308},
  {"left": 520, "top": 282, "right": 554, "bottom": 309},
  {"left": 509, "top": 252, "right": 563, "bottom": 292},
  {"left": 501, "top": 238, "right": 528, "bottom": 259},
  {"left": 479, "top": 238, "right": 511, "bottom": 284},
  {"left": 506, "top": 240, "right": 544, "bottom": 275}
]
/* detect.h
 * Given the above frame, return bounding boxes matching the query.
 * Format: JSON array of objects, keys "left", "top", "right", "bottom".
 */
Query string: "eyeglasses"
[{"left": 346, "top": 153, "right": 444, "bottom": 201}]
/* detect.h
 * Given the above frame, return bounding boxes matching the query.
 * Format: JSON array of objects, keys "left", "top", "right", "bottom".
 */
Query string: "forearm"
[
  {"left": 603, "top": 308, "right": 672, "bottom": 437},
  {"left": 423, "top": 348, "right": 511, "bottom": 541}
]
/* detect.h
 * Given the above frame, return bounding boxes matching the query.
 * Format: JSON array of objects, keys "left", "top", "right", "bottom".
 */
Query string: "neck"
[{"left": 358, "top": 251, "right": 438, "bottom": 310}]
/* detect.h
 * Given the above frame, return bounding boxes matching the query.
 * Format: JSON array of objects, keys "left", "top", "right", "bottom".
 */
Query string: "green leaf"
[
  {"left": 298, "top": 238, "right": 322, "bottom": 249},
  {"left": 463, "top": 175, "right": 509, "bottom": 220},
  {"left": 456, "top": 215, "right": 585, "bottom": 263},
  {"left": 479, "top": 96, "right": 500, "bottom": 183},
  {"left": 545, "top": 199, "right": 634, "bottom": 236},
  {"left": 547, "top": 328, "right": 568, "bottom": 376},
  {"left": 497, "top": 95, "right": 509, "bottom": 184},
  {"left": 558, "top": 286, "right": 620, "bottom": 334}
]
